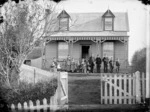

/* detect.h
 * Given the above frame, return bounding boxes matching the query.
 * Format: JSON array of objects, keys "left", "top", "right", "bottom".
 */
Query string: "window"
[
  {"left": 58, "top": 42, "right": 68, "bottom": 61},
  {"left": 104, "top": 18, "right": 113, "bottom": 31},
  {"left": 59, "top": 18, "right": 69, "bottom": 31},
  {"left": 103, "top": 42, "right": 114, "bottom": 59}
]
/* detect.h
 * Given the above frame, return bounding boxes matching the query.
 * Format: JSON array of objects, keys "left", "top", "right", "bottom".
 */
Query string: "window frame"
[
  {"left": 59, "top": 17, "right": 69, "bottom": 31},
  {"left": 103, "top": 42, "right": 114, "bottom": 60},
  {"left": 104, "top": 17, "right": 114, "bottom": 31}
]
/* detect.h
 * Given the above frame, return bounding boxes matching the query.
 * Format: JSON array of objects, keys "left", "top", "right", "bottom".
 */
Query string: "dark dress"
[
  {"left": 89, "top": 57, "right": 94, "bottom": 73},
  {"left": 109, "top": 60, "right": 113, "bottom": 73},
  {"left": 96, "top": 57, "right": 101, "bottom": 73}
]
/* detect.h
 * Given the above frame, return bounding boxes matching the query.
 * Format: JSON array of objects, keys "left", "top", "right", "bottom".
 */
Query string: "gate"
[
  {"left": 57, "top": 72, "right": 68, "bottom": 106},
  {"left": 100, "top": 71, "right": 146, "bottom": 104}
]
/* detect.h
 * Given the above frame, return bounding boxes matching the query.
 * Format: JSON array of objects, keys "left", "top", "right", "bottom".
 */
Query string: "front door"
[{"left": 82, "top": 45, "right": 90, "bottom": 59}]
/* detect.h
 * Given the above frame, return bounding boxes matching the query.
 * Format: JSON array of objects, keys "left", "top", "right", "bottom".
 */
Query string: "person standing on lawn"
[
  {"left": 96, "top": 55, "right": 102, "bottom": 73},
  {"left": 116, "top": 58, "right": 120, "bottom": 73}
]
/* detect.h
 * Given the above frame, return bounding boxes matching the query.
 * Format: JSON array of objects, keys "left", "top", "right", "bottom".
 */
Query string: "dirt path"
[{"left": 68, "top": 74, "right": 101, "bottom": 105}]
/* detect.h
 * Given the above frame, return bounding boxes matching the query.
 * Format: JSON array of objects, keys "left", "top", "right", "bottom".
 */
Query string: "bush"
[
  {"left": 0, "top": 78, "right": 57, "bottom": 105},
  {"left": 131, "top": 47, "right": 146, "bottom": 73}
]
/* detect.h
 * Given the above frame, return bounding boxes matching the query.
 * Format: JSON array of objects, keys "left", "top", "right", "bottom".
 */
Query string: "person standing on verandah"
[
  {"left": 109, "top": 57, "right": 114, "bottom": 73},
  {"left": 96, "top": 55, "right": 102, "bottom": 73},
  {"left": 116, "top": 58, "right": 120, "bottom": 73},
  {"left": 89, "top": 56, "right": 94, "bottom": 73},
  {"left": 103, "top": 56, "right": 109, "bottom": 73},
  {"left": 66, "top": 55, "right": 71, "bottom": 72}
]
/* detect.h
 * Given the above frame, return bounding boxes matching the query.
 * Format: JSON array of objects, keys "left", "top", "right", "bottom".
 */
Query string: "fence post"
[
  {"left": 11, "top": 104, "right": 16, "bottom": 112},
  {"left": 57, "top": 72, "right": 61, "bottom": 106},
  {"left": 43, "top": 98, "right": 47, "bottom": 112},
  {"left": 23, "top": 102, "right": 28, "bottom": 112},
  {"left": 133, "top": 73, "right": 136, "bottom": 104},
  {"left": 29, "top": 100, "right": 34, "bottom": 112},
  {"left": 18, "top": 103, "right": 22, "bottom": 112},
  {"left": 36, "top": 99, "right": 40, "bottom": 112},
  {"left": 142, "top": 72, "right": 146, "bottom": 103},
  {"left": 66, "top": 72, "right": 68, "bottom": 104},
  {"left": 135, "top": 71, "right": 141, "bottom": 104}
]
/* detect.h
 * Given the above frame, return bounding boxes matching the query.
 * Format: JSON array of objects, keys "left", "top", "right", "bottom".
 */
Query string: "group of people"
[
  {"left": 80, "top": 55, "right": 120, "bottom": 73},
  {"left": 50, "top": 55, "right": 120, "bottom": 73}
]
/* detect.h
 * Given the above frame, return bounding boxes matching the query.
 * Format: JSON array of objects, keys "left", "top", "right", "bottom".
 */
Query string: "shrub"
[
  {"left": 0, "top": 78, "right": 57, "bottom": 105},
  {"left": 131, "top": 47, "right": 146, "bottom": 73}
]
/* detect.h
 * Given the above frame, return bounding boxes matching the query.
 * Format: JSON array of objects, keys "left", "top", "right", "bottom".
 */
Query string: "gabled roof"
[
  {"left": 57, "top": 10, "right": 70, "bottom": 18},
  {"left": 102, "top": 9, "right": 115, "bottom": 18},
  {"left": 52, "top": 10, "right": 129, "bottom": 32},
  {"left": 69, "top": 12, "right": 129, "bottom": 31}
]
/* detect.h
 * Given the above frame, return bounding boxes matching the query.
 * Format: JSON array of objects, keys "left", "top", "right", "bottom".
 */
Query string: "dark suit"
[{"left": 103, "top": 57, "right": 108, "bottom": 73}]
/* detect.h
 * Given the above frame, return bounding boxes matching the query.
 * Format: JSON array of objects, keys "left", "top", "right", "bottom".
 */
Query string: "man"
[
  {"left": 96, "top": 55, "right": 101, "bottom": 73},
  {"left": 116, "top": 58, "right": 120, "bottom": 73},
  {"left": 103, "top": 56, "right": 108, "bottom": 73}
]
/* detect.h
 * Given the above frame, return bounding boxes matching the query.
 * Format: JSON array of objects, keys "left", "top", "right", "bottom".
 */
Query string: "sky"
[{"left": 56, "top": 0, "right": 148, "bottom": 64}]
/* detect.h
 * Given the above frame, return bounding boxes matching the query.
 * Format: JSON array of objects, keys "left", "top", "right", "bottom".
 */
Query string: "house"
[{"left": 43, "top": 9, "right": 129, "bottom": 70}]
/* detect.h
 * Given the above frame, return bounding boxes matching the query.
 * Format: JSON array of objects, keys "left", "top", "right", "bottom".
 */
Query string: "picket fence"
[
  {"left": 10, "top": 68, "right": 68, "bottom": 112},
  {"left": 11, "top": 89, "right": 58, "bottom": 112},
  {"left": 100, "top": 71, "right": 146, "bottom": 104}
]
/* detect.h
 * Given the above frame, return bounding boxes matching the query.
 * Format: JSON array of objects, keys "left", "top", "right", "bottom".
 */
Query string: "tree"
[
  {"left": 138, "top": 0, "right": 150, "bottom": 5},
  {"left": 131, "top": 47, "right": 146, "bottom": 73},
  {"left": 0, "top": 0, "right": 58, "bottom": 88}
]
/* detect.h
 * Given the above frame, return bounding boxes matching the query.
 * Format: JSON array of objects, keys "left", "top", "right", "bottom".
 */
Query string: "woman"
[{"left": 66, "top": 55, "right": 71, "bottom": 72}]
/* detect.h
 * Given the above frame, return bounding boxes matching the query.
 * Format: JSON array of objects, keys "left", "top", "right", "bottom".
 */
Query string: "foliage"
[
  {"left": 0, "top": 0, "right": 58, "bottom": 88},
  {"left": 138, "top": 0, "right": 150, "bottom": 5},
  {"left": 131, "top": 47, "right": 146, "bottom": 73},
  {"left": 0, "top": 78, "right": 57, "bottom": 105}
]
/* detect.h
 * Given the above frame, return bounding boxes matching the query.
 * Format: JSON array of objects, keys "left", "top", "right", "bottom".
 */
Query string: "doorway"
[{"left": 82, "top": 45, "right": 90, "bottom": 59}]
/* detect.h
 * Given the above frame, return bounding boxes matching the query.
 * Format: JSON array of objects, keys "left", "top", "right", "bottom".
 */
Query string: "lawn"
[
  {"left": 67, "top": 74, "right": 148, "bottom": 112},
  {"left": 68, "top": 74, "right": 100, "bottom": 105}
]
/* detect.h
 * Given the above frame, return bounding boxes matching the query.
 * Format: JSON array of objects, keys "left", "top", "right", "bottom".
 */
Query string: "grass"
[
  {"left": 68, "top": 78, "right": 100, "bottom": 105},
  {"left": 68, "top": 74, "right": 148, "bottom": 112}
]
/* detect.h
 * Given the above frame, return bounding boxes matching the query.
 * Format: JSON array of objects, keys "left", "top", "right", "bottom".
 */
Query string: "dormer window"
[
  {"left": 105, "top": 18, "right": 113, "bottom": 30},
  {"left": 59, "top": 18, "right": 69, "bottom": 31},
  {"left": 57, "top": 10, "right": 70, "bottom": 31},
  {"left": 102, "top": 9, "right": 115, "bottom": 31}
]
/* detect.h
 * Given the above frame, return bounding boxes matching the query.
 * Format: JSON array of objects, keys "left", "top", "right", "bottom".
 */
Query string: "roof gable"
[
  {"left": 57, "top": 10, "right": 70, "bottom": 18},
  {"left": 102, "top": 9, "right": 115, "bottom": 18},
  {"left": 54, "top": 11, "right": 129, "bottom": 32}
]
